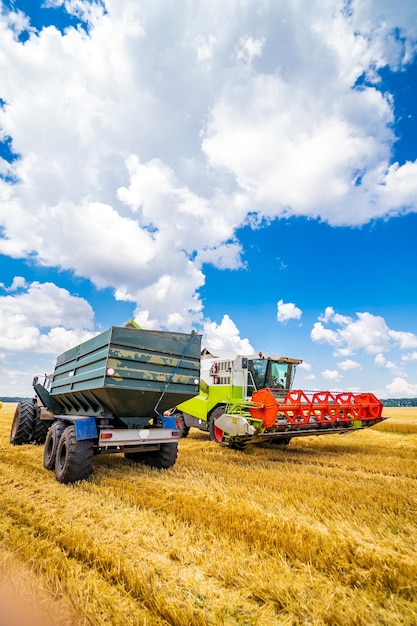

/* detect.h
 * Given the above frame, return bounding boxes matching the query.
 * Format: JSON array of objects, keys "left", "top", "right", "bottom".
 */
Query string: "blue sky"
[{"left": 1, "top": 0, "right": 417, "bottom": 398}]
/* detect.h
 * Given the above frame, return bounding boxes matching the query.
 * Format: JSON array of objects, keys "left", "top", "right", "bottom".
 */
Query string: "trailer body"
[{"left": 10, "top": 325, "right": 201, "bottom": 483}]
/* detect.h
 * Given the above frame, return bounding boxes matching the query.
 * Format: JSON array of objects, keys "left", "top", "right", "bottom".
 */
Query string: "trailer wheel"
[
  {"left": 144, "top": 442, "right": 178, "bottom": 469},
  {"left": 125, "top": 442, "right": 178, "bottom": 469},
  {"left": 55, "top": 425, "right": 94, "bottom": 484},
  {"left": 44, "top": 421, "right": 66, "bottom": 470},
  {"left": 209, "top": 405, "right": 228, "bottom": 447},
  {"left": 10, "top": 400, "right": 36, "bottom": 445}
]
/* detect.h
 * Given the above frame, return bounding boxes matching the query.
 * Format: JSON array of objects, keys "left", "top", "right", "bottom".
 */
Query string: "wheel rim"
[
  {"left": 57, "top": 439, "right": 68, "bottom": 471},
  {"left": 46, "top": 435, "right": 54, "bottom": 459},
  {"left": 213, "top": 424, "right": 224, "bottom": 443}
]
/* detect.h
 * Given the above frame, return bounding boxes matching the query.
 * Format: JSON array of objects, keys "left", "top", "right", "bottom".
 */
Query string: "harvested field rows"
[{"left": 0, "top": 404, "right": 417, "bottom": 625}]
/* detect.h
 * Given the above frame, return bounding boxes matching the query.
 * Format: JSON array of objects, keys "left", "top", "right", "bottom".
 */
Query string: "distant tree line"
[{"left": 380, "top": 398, "right": 417, "bottom": 407}]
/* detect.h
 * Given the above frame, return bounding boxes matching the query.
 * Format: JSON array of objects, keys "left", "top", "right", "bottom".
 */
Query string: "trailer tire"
[
  {"left": 126, "top": 442, "right": 178, "bottom": 469},
  {"left": 55, "top": 425, "right": 94, "bottom": 484},
  {"left": 10, "top": 400, "right": 36, "bottom": 445},
  {"left": 44, "top": 421, "right": 66, "bottom": 470},
  {"left": 145, "top": 442, "right": 178, "bottom": 469},
  {"left": 209, "top": 405, "right": 228, "bottom": 447}
]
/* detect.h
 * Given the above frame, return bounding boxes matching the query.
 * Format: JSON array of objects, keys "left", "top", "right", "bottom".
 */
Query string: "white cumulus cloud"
[
  {"left": 0, "top": 280, "right": 95, "bottom": 353},
  {"left": 338, "top": 359, "right": 362, "bottom": 371},
  {"left": 277, "top": 300, "right": 302, "bottom": 323},
  {"left": 386, "top": 377, "right": 417, "bottom": 398},
  {"left": 0, "top": 0, "right": 416, "bottom": 337},
  {"left": 322, "top": 369, "right": 343, "bottom": 381},
  {"left": 202, "top": 315, "right": 254, "bottom": 354},
  {"left": 311, "top": 308, "right": 415, "bottom": 357}
]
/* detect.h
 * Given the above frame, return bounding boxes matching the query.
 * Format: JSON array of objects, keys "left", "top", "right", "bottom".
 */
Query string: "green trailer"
[{"left": 10, "top": 325, "right": 201, "bottom": 483}]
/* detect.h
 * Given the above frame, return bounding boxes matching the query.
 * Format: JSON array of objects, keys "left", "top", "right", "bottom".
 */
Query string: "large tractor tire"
[
  {"left": 10, "top": 400, "right": 36, "bottom": 445},
  {"left": 32, "top": 407, "right": 50, "bottom": 444},
  {"left": 55, "top": 425, "right": 94, "bottom": 484},
  {"left": 44, "top": 421, "right": 66, "bottom": 471},
  {"left": 125, "top": 442, "right": 178, "bottom": 469}
]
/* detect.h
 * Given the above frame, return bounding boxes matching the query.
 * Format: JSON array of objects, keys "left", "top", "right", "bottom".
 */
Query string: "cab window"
[
  {"left": 265, "top": 363, "right": 289, "bottom": 389},
  {"left": 247, "top": 359, "right": 267, "bottom": 394}
]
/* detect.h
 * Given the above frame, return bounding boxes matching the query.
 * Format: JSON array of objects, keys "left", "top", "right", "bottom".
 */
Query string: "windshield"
[
  {"left": 247, "top": 359, "right": 291, "bottom": 395},
  {"left": 265, "top": 362, "right": 289, "bottom": 389},
  {"left": 247, "top": 359, "right": 267, "bottom": 391}
]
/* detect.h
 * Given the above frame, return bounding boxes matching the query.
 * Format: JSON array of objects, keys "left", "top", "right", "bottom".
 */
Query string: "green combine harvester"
[{"left": 168, "top": 350, "right": 388, "bottom": 449}]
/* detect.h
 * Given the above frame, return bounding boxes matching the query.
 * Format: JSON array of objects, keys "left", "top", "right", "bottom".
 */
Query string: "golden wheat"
[{"left": 0, "top": 403, "right": 416, "bottom": 625}]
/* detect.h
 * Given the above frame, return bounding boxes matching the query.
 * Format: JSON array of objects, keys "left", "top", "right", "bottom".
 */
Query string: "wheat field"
[{"left": 0, "top": 403, "right": 416, "bottom": 625}]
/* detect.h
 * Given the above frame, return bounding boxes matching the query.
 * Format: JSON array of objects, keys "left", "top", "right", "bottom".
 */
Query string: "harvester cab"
[
  {"left": 202, "top": 351, "right": 301, "bottom": 397},
  {"left": 245, "top": 353, "right": 301, "bottom": 396}
]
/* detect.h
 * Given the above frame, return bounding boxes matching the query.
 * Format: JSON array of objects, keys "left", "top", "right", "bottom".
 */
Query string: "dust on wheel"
[
  {"left": 55, "top": 424, "right": 94, "bottom": 484},
  {"left": 10, "top": 400, "right": 36, "bottom": 445},
  {"left": 125, "top": 442, "right": 178, "bottom": 469},
  {"left": 44, "top": 421, "right": 66, "bottom": 471}
]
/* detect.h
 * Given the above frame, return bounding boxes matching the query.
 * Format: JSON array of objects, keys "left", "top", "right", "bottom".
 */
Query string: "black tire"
[
  {"left": 44, "top": 421, "right": 66, "bottom": 470},
  {"left": 55, "top": 425, "right": 94, "bottom": 484},
  {"left": 125, "top": 442, "right": 178, "bottom": 469},
  {"left": 268, "top": 437, "right": 292, "bottom": 446},
  {"left": 10, "top": 400, "right": 36, "bottom": 445},
  {"left": 209, "top": 405, "right": 228, "bottom": 447},
  {"left": 229, "top": 438, "right": 248, "bottom": 451},
  {"left": 32, "top": 407, "right": 50, "bottom": 445},
  {"left": 209, "top": 405, "right": 249, "bottom": 450},
  {"left": 124, "top": 451, "right": 144, "bottom": 463},
  {"left": 175, "top": 413, "right": 190, "bottom": 438}
]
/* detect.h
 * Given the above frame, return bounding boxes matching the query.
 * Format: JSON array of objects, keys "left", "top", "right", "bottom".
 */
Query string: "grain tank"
[{"left": 10, "top": 324, "right": 201, "bottom": 483}]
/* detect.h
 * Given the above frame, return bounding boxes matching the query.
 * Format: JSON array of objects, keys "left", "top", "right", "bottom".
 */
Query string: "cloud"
[
  {"left": 202, "top": 314, "right": 254, "bottom": 354},
  {"left": 4, "top": 276, "right": 27, "bottom": 291},
  {"left": 0, "top": 1, "right": 417, "bottom": 334},
  {"left": 386, "top": 377, "right": 417, "bottom": 398},
  {"left": 311, "top": 308, "right": 416, "bottom": 357},
  {"left": 310, "top": 322, "right": 341, "bottom": 347},
  {"left": 338, "top": 359, "right": 362, "bottom": 370},
  {"left": 235, "top": 36, "right": 265, "bottom": 65},
  {"left": 277, "top": 299, "right": 302, "bottom": 323},
  {"left": 321, "top": 369, "right": 342, "bottom": 381},
  {"left": 374, "top": 353, "right": 401, "bottom": 374},
  {"left": 0, "top": 280, "right": 95, "bottom": 353},
  {"left": 388, "top": 330, "right": 417, "bottom": 350}
]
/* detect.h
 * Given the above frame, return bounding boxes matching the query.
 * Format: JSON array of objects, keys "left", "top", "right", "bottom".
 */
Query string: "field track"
[{"left": 1, "top": 403, "right": 416, "bottom": 625}]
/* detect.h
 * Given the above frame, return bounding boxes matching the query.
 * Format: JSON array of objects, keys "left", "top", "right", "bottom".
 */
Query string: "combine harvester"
[
  {"left": 170, "top": 350, "right": 388, "bottom": 449},
  {"left": 10, "top": 324, "right": 201, "bottom": 483}
]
